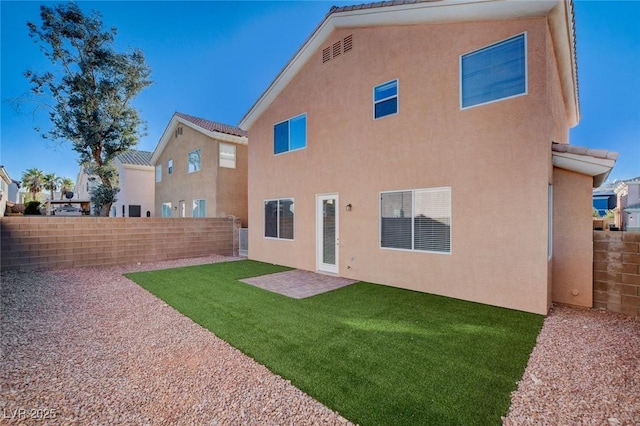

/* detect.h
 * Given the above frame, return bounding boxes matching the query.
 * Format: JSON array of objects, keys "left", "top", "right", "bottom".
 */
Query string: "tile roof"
[
  {"left": 329, "top": 0, "right": 439, "bottom": 14},
  {"left": 551, "top": 143, "right": 619, "bottom": 161},
  {"left": 175, "top": 112, "right": 248, "bottom": 137},
  {"left": 116, "top": 149, "right": 153, "bottom": 166}
]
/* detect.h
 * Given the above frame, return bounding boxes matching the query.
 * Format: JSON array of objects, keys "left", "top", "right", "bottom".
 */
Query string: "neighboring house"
[
  {"left": 592, "top": 190, "right": 616, "bottom": 217},
  {"left": 151, "top": 112, "right": 248, "bottom": 225},
  {"left": 239, "top": 0, "right": 617, "bottom": 315},
  {"left": 0, "top": 166, "right": 13, "bottom": 217},
  {"left": 74, "top": 150, "right": 155, "bottom": 216},
  {"left": 615, "top": 178, "right": 640, "bottom": 232},
  {"left": 74, "top": 165, "right": 99, "bottom": 214},
  {"left": 9, "top": 179, "right": 21, "bottom": 204},
  {"left": 111, "top": 150, "right": 155, "bottom": 218}
]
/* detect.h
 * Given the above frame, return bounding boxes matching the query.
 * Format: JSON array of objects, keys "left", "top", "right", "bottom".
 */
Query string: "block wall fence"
[
  {"left": 2, "top": 218, "right": 639, "bottom": 318},
  {"left": 593, "top": 231, "right": 640, "bottom": 318},
  {"left": 0, "top": 217, "right": 240, "bottom": 270}
]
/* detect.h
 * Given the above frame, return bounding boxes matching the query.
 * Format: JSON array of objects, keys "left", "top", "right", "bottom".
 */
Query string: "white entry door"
[{"left": 317, "top": 194, "right": 339, "bottom": 274}]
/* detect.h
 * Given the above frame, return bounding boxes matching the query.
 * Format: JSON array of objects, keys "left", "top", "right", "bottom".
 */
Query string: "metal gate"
[{"left": 239, "top": 228, "right": 248, "bottom": 257}]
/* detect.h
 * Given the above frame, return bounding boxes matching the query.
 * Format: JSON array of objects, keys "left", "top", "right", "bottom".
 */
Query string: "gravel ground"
[
  {"left": 1, "top": 256, "right": 351, "bottom": 425},
  {"left": 1, "top": 256, "right": 639, "bottom": 425},
  {"left": 504, "top": 304, "right": 640, "bottom": 425}
]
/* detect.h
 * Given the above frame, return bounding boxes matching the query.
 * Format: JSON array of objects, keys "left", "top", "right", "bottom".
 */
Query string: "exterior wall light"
[{"left": 346, "top": 203, "right": 352, "bottom": 211}]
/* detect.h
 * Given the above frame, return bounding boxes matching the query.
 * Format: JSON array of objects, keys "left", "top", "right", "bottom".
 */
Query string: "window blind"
[
  {"left": 461, "top": 33, "right": 526, "bottom": 108},
  {"left": 381, "top": 188, "right": 451, "bottom": 253}
]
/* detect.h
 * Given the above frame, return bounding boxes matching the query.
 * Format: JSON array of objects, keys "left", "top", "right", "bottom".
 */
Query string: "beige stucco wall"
[
  {"left": 247, "top": 18, "right": 571, "bottom": 314},
  {"left": 114, "top": 163, "right": 155, "bottom": 217},
  {"left": 552, "top": 168, "right": 593, "bottom": 307},
  {"left": 154, "top": 123, "right": 248, "bottom": 225}
]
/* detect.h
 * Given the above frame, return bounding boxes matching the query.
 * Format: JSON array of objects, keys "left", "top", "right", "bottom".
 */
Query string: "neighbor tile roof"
[
  {"left": 117, "top": 149, "right": 153, "bottom": 166},
  {"left": 175, "top": 112, "right": 248, "bottom": 137},
  {"left": 551, "top": 143, "right": 619, "bottom": 161}
]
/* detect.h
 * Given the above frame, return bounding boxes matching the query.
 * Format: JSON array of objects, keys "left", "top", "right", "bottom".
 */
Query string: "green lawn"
[{"left": 126, "top": 260, "right": 543, "bottom": 425}]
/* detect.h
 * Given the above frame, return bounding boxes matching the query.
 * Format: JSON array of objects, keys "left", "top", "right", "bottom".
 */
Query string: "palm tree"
[
  {"left": 43, "top": 173, "right": 61, "bottom": 201},
  {"left": 21, "top": 168, "right": 45, "bottom": 202},
  {"left": 59, "top": 177, "right": 74, "bottom": 200}
]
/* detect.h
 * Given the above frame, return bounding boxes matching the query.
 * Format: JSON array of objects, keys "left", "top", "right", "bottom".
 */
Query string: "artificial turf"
[{"left": 126, "top": 260, "right": 543, "bottom": 425}]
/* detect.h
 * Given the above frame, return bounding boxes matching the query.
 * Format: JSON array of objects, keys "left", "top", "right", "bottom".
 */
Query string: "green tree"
[
  {"left": 43, "top": 172, "right": 61, "bottom": 200},
  {"left": 25, "top": 3, "right": 152, "bottom": 216},
  {"left": 59, "top": 177, "right": 74, "bottom": 200},
  {"left": 21, "top": 168, "right": 45, "bottom": 202},
  {"left": 90, "top": 182, "right": 119, "bottom": 216}
]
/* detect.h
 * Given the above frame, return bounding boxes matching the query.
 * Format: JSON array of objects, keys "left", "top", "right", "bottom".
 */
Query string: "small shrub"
[{"left": 24, "top": 201, "right": 42, "bottom": 215}]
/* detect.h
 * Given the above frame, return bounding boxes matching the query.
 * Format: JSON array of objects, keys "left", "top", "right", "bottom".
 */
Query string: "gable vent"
[
  {"left": 322, "top": 34, "right": 353, "bottom": 64},
  {"left": 332, "top": 40, "right": 342, "bottom": 58},
  {"left": 322, "top": 47, "right": 331, "bottom": 63},
  {"left": 343, "top": 34, "right": 353, "bottom": 52}
]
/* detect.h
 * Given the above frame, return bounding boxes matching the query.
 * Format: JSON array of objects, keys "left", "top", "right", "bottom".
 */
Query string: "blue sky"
[{"left": 1, "top": 1, "right": 638, "bottom": 185}]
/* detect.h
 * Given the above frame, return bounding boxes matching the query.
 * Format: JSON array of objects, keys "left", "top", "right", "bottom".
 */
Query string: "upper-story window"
[
  {"left": 373, "top": 79, "right": 398, "bottom": 119},
  {"left": 188, "top": 149, "right": 201, "bottom": 173},
  {"left": 460, "top": 33, "right": 527, "bottom": 109},
  {"left": 168, "top": 159, "right": 173, "bottom": 175},
  {"left": 155, "top": 165, "right": 162, "bottom": 182},
  {"left": 219, "top": 143, "right": 236, "bottom": 169},
  {"left": 274, "top": 113, "right": 306, "bottom": 155}
]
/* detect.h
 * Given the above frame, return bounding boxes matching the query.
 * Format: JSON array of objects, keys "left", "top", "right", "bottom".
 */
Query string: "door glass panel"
[{"left": 323, "top": 199, "right": 336, "bottom": 265}]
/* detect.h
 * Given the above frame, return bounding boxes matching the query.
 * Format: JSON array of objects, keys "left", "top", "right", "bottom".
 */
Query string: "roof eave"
[{"left": 552, "top": 151, "right": 617, "bottom": 188}]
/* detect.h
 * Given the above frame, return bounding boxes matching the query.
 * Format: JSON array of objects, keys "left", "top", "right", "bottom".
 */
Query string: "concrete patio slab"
[{"left": 240, "top": 269, "right": 358, "bottom": 299}]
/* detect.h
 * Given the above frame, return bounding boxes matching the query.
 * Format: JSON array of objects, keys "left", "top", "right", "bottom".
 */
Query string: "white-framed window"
[
  {"left": 380, "top": 187, "right": 451, "bottom": 254},
  {"left": 219, "top": 143, "right": 236, "bottom": 169},
  {"left": 188, "top": 149, "right": 201, "bottom": 173},
  {"left": 274, "top": 114, "right": 306, "bottom": 155},
  {"left": 168, "top": 159, "right": 173, "bottom": 175},
  {"left": 162, "top": 202, "right": 172, "bottom": 218},
  {"left": 373, "top": 79, "right": 398, "bottom": 119},
  {"left": 264, "top": 198, "right": 294, "bottom": 240},
  {"left": 87, "top": 178, "right": 98, "bottom": 193},
  {"left": 192, "top": 199, "right": 206, "bottom": 218},
  {"left": 460, "top": 33, "right": 527, "bottom": 109},
  {"left": 155, "top": 165, "right": 162, "bottom": 182}
]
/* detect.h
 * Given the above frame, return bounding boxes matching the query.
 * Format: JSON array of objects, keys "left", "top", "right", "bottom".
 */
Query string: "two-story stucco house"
[
  {"left": 615, "top": 178, "right": 640, "bottom": 232},
  {"left": 73, "top": 150, "right": 155, "bottom": 216},
  {"left": 112, "top": 150, "right": 155, "bottom": 218},
  {"left": 239, "top": 0, "right": 617, "bottom": 315},
  {"left": 151, "top": 112, "right": 248, "bottom": 225}
]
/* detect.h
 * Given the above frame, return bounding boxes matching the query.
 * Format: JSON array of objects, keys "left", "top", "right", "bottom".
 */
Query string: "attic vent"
[
  {"left": 343, "top": 34, "right": 353, "bottom": 52},
  {"left": 322, "top": 47, "right": 331, "bottom": 63},
  {"left": 322, "top": 34, "right": 353, "bottom": 64},
  {"left": 332, "top": 40, "right": 342, "bottom": 58},
  {"left": 175, "top": 126, "right": 183, "bottom": 138}
]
